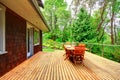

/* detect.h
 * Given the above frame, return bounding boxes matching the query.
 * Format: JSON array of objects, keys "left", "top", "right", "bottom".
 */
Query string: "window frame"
[
  {"left": 0, "top": 4, "right": 7, "bottom": 55},
  {"left": 34, "top": 29, "right": 40, "bottom": 46}
]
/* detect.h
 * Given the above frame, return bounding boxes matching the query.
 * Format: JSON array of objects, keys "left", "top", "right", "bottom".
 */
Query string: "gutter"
[{"left": 29, "top": 0, "right": 50, "bottom": 31}]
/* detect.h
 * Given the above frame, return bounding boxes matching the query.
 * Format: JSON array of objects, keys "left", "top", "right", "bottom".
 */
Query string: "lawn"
[{"left": 43, "top": 48, "right": 55, "bottom": 52}]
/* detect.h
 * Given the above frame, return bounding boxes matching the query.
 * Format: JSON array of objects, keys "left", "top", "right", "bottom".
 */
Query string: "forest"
[{"left": 42, "top": 0, "right": 120, "bottom": 62}]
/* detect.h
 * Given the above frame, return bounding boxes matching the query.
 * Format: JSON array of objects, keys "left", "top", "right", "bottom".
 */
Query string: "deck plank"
[{"left": 0, "top": 51, "right": 101, "bottom": 80}]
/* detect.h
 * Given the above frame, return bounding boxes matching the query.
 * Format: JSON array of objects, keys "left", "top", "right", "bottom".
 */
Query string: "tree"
[
  {"left": 110, "top": 0, "right": 120, "bottom": 44},
  {"left": 43, "top": 0, "right": 70, "bottom": 41},
  {"left": 95, "top": 0, "right": 120, "bottom": 44},
  {"left": 71, "top": 8, "right": 97, "bottom": 42}
]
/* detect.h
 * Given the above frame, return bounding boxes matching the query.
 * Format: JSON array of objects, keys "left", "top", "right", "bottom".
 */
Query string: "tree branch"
[{"left": 97, "top": 0, "right": 107, "bottom": 31}]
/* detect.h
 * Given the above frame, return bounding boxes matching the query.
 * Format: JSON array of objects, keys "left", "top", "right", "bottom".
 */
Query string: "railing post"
[{"left": 102, "top": 44, "right": 104, "bottom": 57}]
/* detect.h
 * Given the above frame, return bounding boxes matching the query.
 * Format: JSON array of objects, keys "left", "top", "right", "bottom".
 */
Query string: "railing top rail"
[
  {"left": 62, "top": 42, "right": 120, "bottom": 47},
  {"left": 83, "top": 43, "right": 120, "bottom": 47}
]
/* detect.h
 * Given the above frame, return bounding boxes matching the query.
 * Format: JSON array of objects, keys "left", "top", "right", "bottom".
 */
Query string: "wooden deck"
[
  {"left": 0, "top": 50, "right": 100, "bottom": 80},
  {"left": 84, "top": 51, "right": 120, "bottom": 80}
]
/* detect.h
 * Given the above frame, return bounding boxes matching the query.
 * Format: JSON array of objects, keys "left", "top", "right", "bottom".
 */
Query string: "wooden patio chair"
[
  {"left": 78, "top": 43, "right": 85, "bottom": 47},
  {"left": 78, "top": 43, "right": 89, "bottom": 50},
  {"left": 63, "top": 45, "right": 71, "bottom": 60},
  {"left": 63, "top": 45, "right": 67, "bottom": 56},
  {"left": 63, "top": 42, "right": 71, "bottom": 56},
  {"left": 72, "top": 46, "right": 86, "bottom": 64}
]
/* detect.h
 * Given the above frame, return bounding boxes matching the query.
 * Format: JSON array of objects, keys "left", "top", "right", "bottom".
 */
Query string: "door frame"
[{"left": 26, "top": 23, "right": 34, "bottom": 58}]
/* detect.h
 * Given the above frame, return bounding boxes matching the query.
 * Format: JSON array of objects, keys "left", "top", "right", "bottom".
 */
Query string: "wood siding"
[{"left": 0, "top": 8, "right": 26, "bottom": 76}]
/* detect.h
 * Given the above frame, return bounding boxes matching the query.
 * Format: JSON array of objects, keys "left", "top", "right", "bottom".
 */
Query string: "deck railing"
[
  {"left": 62, "top": 42, "right": 120, "bottom": 62},
  {"left": 83, "top": 43, "right": 120, "bottom": 62},
  {"left": 43, "top": 40, "right": 120, "bottom": 62}
]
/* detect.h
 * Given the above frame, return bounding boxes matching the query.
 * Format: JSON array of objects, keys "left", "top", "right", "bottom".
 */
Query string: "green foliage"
[
  {"left": 62, "top": 26, "right": 71, "bottom": 42},
  {"left": 102, "top": 46, "right": 114, "bottom": 60},
  {"left": 43, "top": 48, "right": 54, "bottom": 52},
  {"left": 102, "top": 33, "right": 111, "bottom": 44},
  {"left": 55, "top": 8, "right": 70, "bottom": 26},
  {"left": 42, "top": 0, "right": 120, "bottom": 63},
  {"left": 103, "top": 46, "right": 120, "bottom": 62},
  {"left": 71, "top": 8, "right": 97, "bottom": 42},
  {"left": 112, "top": 47, "right": 120, "bottom": 62},
  {"left": 86, "top": 44, "right": 102, "bottom": 56},
  {"left": 86, "top": 43, "right": 120, "bottom": 62},
  {"left": 43, "top": 39, "right": 63, "bottom": 50},
  {"left": 111, "top": 0, "right": 120, "bottom": 13},
  {"left": 43, "top": 0, "right": 70, "bottom": 41},
  {"left": 117, "top": 29, "right": 120, "bottom": 44}
]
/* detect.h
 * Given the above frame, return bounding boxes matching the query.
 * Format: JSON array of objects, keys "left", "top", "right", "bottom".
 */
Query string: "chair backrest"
[
  {"left": 63, "top": 45, "right": 70, "bottom": 54},
  {"left": 78, "top": 43, "right": 85, "bottom": 47},
  {"left": 65, "top": 42, "right": 71, "bottom": 45},
  {"left": 74, "top": 46, "right": 86, "bottom": 55},
  {"left": 63, "top": 45, "right": 66, "bottom": 50}
]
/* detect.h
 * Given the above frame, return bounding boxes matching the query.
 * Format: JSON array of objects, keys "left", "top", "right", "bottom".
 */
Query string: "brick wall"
[{"left": 0, "top": 8, "right": 26, "bottom": 76}]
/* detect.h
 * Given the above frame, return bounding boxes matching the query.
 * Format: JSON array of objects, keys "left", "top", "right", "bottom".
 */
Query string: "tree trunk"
[
  {"left": 114, "top": 20, "right": 117, "bottom": 44},
  {"left": 97, "top": 0, "right": 106, "bottom": 31},
  {"left": 50, "top": 11, "right": 53, "bottom": 30},
  {"left": 110, "top": 1, "right": 115, "bottom": 45}
]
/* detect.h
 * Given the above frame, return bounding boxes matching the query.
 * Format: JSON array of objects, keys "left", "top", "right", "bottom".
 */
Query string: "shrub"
[
  {"left": 43, "top": 39, "right": 63, "bottom": 50},
  {"left": 112, "top": 47, "right": 120, "bottom": 62}
]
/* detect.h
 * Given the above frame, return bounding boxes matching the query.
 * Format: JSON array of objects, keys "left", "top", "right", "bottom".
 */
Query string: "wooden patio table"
[
  {"left": 64, "top": 45, "right": 88, "bottom": 60},
  {"left": 64, "top": 45, "right": 89, "bottom": 51}
]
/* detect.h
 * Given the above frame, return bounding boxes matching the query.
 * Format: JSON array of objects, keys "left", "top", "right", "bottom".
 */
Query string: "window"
[
  {"left": 0, "top": 4, "right": 7, "bottom": 54},
  {"left": 34, "top": 30, "right": 40, "bottom": 45}
]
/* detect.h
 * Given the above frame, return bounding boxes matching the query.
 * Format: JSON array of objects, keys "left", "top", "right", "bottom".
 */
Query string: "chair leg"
[
  {"left": 81, "top": 60, "right": 84, "bottom": 66},
  {"left": 63, "top": 53, "right": 66, "bottom": 56},
  {"left": 73, "top": 55, "right": 76, "bottom": 64},
  {"left": 80, "top": 55, "right": 84, "bottom": 66},
  {"left": 64, "top": 54, "right": 69, "bottom": 60}
]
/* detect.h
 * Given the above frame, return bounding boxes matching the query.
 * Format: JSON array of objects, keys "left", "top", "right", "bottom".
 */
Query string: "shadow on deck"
[{"left": 0, "top": 50, "right": 120, "bottom": 80}]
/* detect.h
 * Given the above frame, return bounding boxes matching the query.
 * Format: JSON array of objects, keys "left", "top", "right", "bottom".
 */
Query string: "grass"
[{"left": 43, "top": 48, "right": 55, "bottom": 52}]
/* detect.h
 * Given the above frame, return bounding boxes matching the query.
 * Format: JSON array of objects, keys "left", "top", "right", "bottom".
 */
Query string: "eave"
[{"left": 0, "top": 0, "right": 49, "bottom": 31}]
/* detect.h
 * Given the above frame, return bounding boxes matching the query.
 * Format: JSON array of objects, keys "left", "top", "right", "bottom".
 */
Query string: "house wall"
[
  {"left": 34, "top": 30, "right": 42, "bottom": 54},
  {"left": 34, "top": 45, "right": 41, "bottom": 54},
  {"left": 0, "top": 8, "right": 26, "bottom": 76}
]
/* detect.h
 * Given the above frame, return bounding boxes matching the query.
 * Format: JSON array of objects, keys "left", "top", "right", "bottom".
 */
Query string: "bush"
[
  {"left": 86, "top": 44, "right": 102, "bottom": 56},
  {"left": 112, "top": 47, "right": 120, "bottom": 62},
  {"left": 86, "top": 43, "right": 120, "bottom": 63},
  {"left": 43, "top": 39, "right": 63, "bottom": 50}
]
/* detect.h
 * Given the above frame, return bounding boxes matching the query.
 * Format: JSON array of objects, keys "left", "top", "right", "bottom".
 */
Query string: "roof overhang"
[
  {"left": 37, "top": 0, "right": 44, "bottom": 8},
  {"left": 0, "top": 0, "right": 49, "bottom": 31}
]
